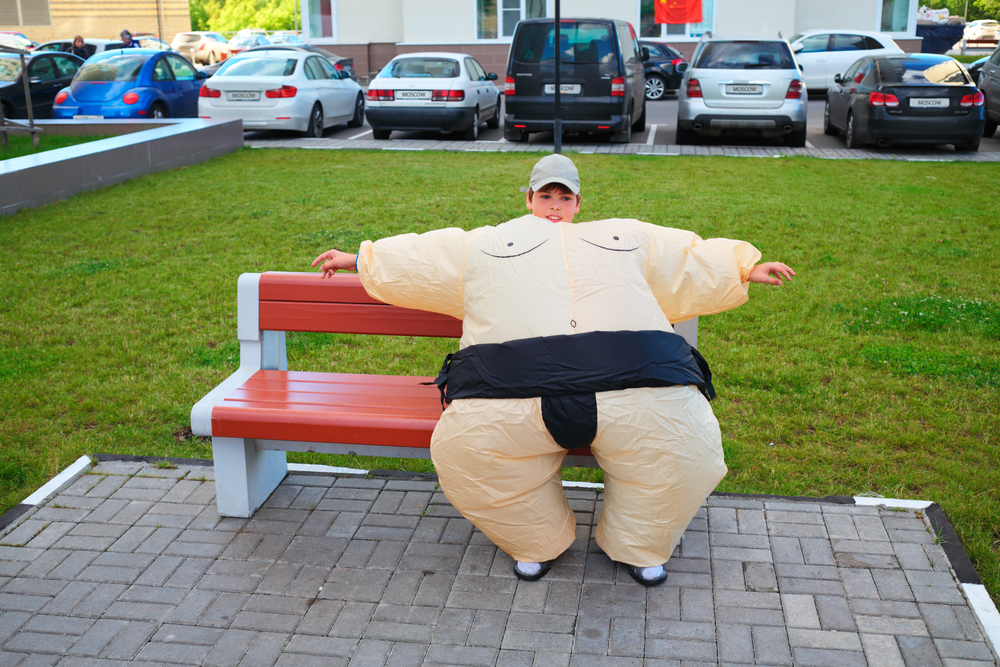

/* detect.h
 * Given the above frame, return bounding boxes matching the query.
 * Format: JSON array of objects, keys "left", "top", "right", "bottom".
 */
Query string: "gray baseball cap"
[{"left": 528, "top": 154, "right": 580, "bottom": 194}]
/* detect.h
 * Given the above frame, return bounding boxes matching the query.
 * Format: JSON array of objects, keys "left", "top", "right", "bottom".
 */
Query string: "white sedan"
[
  {"left": 965, "top": 20, "right": 1000, "bottom": 41},
  {"left": 789, "top": 30, "right": 903, "bottom": 91},
  {"left": 365, "top": 51, "right": 501, "bottom": 140},
  {"left": 198, "top": 49, "right": 365, "bottom": 136}
]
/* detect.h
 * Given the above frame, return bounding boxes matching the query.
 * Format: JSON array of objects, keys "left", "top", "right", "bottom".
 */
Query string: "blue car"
[{"left": 52, "top": 49, "right": 207, "bottom": 119}]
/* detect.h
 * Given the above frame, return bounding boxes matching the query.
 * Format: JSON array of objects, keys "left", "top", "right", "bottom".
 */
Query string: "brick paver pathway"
[
  {"left": 244, "top": 136, "right": 1000, "bottom": 162},
  {"left": 0, "top": 459, "right": 996, "bottom": 666}
]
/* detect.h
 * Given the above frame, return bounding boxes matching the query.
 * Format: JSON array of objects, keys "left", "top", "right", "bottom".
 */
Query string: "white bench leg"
[{"left": 212, "top": 437, "right": 288, "bottom": 517}]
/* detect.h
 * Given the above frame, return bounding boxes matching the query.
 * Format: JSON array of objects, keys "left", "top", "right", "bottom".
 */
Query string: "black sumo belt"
[{"left": 429, "top": 330, "right": 715, "bottom": 450}]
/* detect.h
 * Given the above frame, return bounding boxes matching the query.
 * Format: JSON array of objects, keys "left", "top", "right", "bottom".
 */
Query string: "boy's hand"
[
  {"left": 748, "top": 262, "right": 796, "bottom": 286},
  {"left": 311, "top": 249, "right": 357, "bottom": 279}
]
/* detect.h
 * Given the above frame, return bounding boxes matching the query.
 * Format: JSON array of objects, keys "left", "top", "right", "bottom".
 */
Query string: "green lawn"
[
  {"left": 0, "top": 133, "right": 110, "bottom": 161},
  {"left": 0, "top": 148, "right": 997, "bottom": 602}
]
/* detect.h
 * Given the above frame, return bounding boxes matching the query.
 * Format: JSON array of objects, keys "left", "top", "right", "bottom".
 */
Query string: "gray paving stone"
[
  {"left": 897, "top": 635, "right": 945, "bottom": 667},
  {"left": 203, "top": 629, "right": 256, "bottom": 667},
  {"left": 791, "top": 647, "right": 867, "bottom": 667},
  {"left": 100, "top": 620, "right": 157, "bottom": 660}
]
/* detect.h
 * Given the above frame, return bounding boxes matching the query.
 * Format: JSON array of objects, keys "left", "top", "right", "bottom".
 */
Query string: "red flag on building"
[{"left": 654, "top": 0, "right": 702, "bottom": 24}]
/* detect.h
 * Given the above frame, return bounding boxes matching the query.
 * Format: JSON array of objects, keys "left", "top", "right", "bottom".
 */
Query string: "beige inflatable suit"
[{"left": 357, "top": 215, "right": 761, "bottom": 567}]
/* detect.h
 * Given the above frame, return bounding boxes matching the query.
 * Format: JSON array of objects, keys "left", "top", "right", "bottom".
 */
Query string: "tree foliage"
[
  {"left": 189, "top": 0, "right": 298, "bottom": 33},
  {"left": 922, "top": 0, "right": 998, "bottom": 22}
]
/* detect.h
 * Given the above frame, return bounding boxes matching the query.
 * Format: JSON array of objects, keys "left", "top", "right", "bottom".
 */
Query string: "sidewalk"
[
  {"left": 244, "top": 135, "right": 1000, "bottom": 162},
  {"left": 0, "top": 457, "right": 997, "bottom": 667}
]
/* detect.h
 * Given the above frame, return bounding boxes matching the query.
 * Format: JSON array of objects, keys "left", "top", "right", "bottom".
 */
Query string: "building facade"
[
  {"left": 303, "top": 0, "right": 922, "bottom": 81},
  {"left": 0, "top": 0, "right": 191, "bottom": 46}
]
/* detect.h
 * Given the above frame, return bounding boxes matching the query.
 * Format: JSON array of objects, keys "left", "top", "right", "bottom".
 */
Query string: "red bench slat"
[{"left": 259, "top": 301, "right": 463, "bottom": 337}]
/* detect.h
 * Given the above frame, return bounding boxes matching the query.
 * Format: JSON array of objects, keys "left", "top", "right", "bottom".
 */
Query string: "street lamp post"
[{"left": 553, "top": 0, "right": 561, "bottom": 153}]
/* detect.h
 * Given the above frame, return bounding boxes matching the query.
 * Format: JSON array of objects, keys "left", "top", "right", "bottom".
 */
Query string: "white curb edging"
[
  {"left": 962, "top": 584, "right": 1000, "bottom": 660},
  {"left": 22, "top": 455, "right": 93, "bottom": 506},
  {"left": 288, "top": 463, "right": 368, "bottom": 476},
  {"left": 562, "top": 481, "right": 604, "bottom": 489},
  {"left": 852, "top": 496, "right": 934, "bottom": 509}
]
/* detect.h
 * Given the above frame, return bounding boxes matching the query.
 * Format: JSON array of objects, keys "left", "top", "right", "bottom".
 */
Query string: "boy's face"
[{"left": 526, "top": 189, "right": 581, "bottom": 224}]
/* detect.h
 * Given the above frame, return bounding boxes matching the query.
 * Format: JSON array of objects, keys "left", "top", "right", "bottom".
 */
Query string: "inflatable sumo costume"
[{"left": 355, "top": 156, "right": 761, "bottom": 581}]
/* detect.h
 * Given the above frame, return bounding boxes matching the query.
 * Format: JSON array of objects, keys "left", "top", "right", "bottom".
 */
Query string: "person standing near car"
[
  {"left": 120, "top": 30, "right": 140, "bottom": 48},
  {"left": 67, "top": 36, "right": 88, "bottom": 59}
]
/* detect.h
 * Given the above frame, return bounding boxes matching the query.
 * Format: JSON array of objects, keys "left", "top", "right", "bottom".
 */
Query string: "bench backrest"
[{"left": 257, "top": 272, "right": 462, "bottom": 338}]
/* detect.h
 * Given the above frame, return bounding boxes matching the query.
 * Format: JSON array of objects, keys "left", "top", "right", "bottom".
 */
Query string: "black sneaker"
[
  {"left": 513, "top": 560, "right": 552, "bottom": 582},
  {"left": 625, "top": 564, "right": 668, "bottom": 587}
]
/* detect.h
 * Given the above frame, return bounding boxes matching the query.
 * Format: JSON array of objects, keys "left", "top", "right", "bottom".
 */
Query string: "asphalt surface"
[{"left": 244, "top": 96, "right": 1000, "bottom": 154}]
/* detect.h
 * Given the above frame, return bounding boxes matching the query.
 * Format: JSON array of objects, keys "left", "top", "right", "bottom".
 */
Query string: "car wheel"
[
  {"left": 347, "top": 94, "right": 364, "bottom": 128},
  {"left": 983, "top": 117, "right": 998, "bottom": 138},
  {"left": 462, "top": 109, "right": 479, "bottom": 141},
  {"left": 845, "top": 111, "right": 862, "bottom": 149},
  {"left": 645, "top": 74, "right": 667, "bottom": 101},
  {"left": 150, "top": 103, "right": 168, "bottom": 119},
  {"left": 785, "top": 126, "right": 807, "bottom": 147},
  {"left": 208, "top": 50, "right": 216, "bottom": 66},
  {"left": 675, "top": 123, "right": 696, "bottom": 145},
  {"left": 372, "top": 128, "right": 391, "bottom": 140},
  {"left": 611, "top": 109, "right": 632, "bottom": 143},
  {"left": 304, "top": 104, "right": 323, "bottom": 138},
  {"left": 487, "top": 97, "right": 501, "bottom": 129},
  {"left": 823, "top": 100, "right": 839, "bottom": 136},
  {"left": 955, "top": 139, "right": 980, "bottom": 152},
  {"left": 631, "top": 101, "right": 646, "bottom": 133}
]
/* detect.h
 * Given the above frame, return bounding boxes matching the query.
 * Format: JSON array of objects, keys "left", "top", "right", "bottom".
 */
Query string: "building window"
[
  {"left": 307, "top": 0, "right": 334, "bottom": 39},
  {"left": 639, "top": 0, "right": 713, "bottom": 39},
  {"left": 477, "top": 0, "right": 545, "bottom": 40},
  {"left": 879, "top": 0, "right": 911, "bottom": 33},
  {"left": 0, "top": 0, "right": 50, "bottom": 26}
]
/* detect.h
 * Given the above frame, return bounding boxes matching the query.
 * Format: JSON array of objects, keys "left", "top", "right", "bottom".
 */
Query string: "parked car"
[
  {"left": 0, "top": 51, "right": 83, "bottom": 118},
  {"left": 504, "top": 17, "right": 647, "bottom": 143},
  {"left": 269, "top": 31, "right": 303, "bottom": 45},
  {"left": 366, "top": 52, "right": 501, "bottom": 140},
  {"left": 228, "top": 34, "right": 270, "bottom": 56},
  {"left": 134, "top": 35, "right": 173, "bottom": 51},
  {"left": 676, "top": 35, "right": 807, "bottom": 146},
  {"left": 35, "top": 38, "right": 126, "bottom": 58},
  {"left": 52, "top": 49, "right": 206, "bottom": 119},
  {"left": 823, "top": 53, "right": 983, "bottom": 151},
  {"left": 788, "top": 30, "right": 903, "bottom": 92},
  {"left": 639, "top": 40, "right": 685, "bottom": 100},
  {"left": 0, "top": 32, "right": 36, "bottom": 50},
  {"left": 244, "top": 44, "right": 356, "bottom": 80},
  {"left": 975, "top": 46, "right": 1000, "bottom": 136},
  {"left": 0, "top": 33, "right": 33, "bottom": 50},
  {"left": 198, "top": 49, "right": 365, "bottom": 137},
  {"left": 171, "top": 31, "right": 232, "bottom": 66},
  {"left": 967, "top": 52, "right": 992, "bottom": 85},
  {"left": 964, "top": 20, "right": 1000, "bottom": 41}
]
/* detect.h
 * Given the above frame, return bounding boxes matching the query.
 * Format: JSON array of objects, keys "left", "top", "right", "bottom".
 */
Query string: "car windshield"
[
  {"left": 877, "top": 58, "right": 969, "bottom": 84},
  {"left": 231, "top": 36, "right": 257, "bottom": 47},
  {"left": 219, "top": 57, "right": 297, "bottom": 76},
  {"left": 695, "top": 42, "right": 795, "bottom": 69},
  {"left": 512, "top": 22, "right": 615, "bottom": 64},
  {"left": 380, "top": 57, "right": 459, "bottom": 78},
  {"left": 0, "top": 56, "right": 23, "bottom": 81},
  {"left": 76, "top": 54, "right": 149, "bottom": 81}
]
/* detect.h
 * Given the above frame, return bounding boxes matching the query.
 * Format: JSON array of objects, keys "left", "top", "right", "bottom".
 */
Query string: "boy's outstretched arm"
[
  {"left": 747, "top": 262, "right": 796, "bottom": 286},
  {"left": 312, "top": 249, "right": 357, "bottom": 279}
]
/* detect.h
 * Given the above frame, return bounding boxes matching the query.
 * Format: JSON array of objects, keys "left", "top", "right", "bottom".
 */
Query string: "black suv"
[{"left": 504, "top": 18, "right": 647, "bottom": 143}]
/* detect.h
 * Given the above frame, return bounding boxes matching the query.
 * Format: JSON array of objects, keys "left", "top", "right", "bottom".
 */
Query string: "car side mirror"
[
  {"left": 488, "top": 72, "right": 498, "bottom": 80},
  {"left": 640, "top": 47, "right": 650, "bottom": 62},
  {"left": 676, "top": 62, "right": 689, "bottom": 74},
  {"left": 833, "top": 74, "right": 842, "bottom": 84},
  {"left": 792, "top": 43, "right": 804, "bottom": 53},
  {"left": 197, "top": 70, "right": 208, "bottom": 79}
]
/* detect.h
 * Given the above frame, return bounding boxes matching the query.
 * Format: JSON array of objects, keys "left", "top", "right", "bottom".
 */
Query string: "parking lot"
[{"left": 245, "top": 95, "right": 1000, "bottom": 153}]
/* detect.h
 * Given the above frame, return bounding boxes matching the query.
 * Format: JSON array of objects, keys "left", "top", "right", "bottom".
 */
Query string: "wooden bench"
[{"left": 191, "top": 271, "right": 698, "bottom": 517}]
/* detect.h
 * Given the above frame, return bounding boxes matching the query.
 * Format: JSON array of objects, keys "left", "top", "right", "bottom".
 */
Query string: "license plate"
[
  {"left": 227, "top": 91, "right": 260, "bottom": 101},
  {"left": 396, "top": 90, "right": 431, "bottom": 100},
  {"left": 73, "top": 115, "right": 103, "bottom": 120},
  {"left": 726, "top": 84, "right": 763, "bottom": 95},
  {"left": 544, "top": 84, "right": 582, "bottom": 94},
  {"left": 909, "top": 98, "right": 949, "bottom": 108}
]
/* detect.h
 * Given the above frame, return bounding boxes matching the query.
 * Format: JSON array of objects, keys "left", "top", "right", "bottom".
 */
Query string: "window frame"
[
  {"left": 0, "top": 0, "right": 52, "bottom": 28},
  {"left": 638, "top": 0, "right": 715, "bottom": 42},
  {"left": 875, "top": 0, "right": 918, "bottom": 38},
  {"left": 475, "top": 0, "right": 547, "bottom": 43}
]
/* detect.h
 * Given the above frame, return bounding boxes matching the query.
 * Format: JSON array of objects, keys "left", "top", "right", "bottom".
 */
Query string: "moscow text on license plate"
[
  {"left": 726, "top": 84, "right": 763, "bottom": 94},
  {"left": 396, "top": 90, "right": 431, "bottom": 99},
  {"left": 544, "top": 84, "right": 582, "bottom": 94},
  {"left": 227, "top": 92, "right": 260, "bottom": 101},
  {"left": 73, "top": 115, "right": 103, "bottom": 120},
  {"left": 909, "top": 98, "right": 948, "bottom": 108}
]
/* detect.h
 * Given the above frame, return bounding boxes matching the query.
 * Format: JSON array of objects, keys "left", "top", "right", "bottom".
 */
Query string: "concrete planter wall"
[{"left": 1, "top": 119, "right": 243, "bottom": 217}]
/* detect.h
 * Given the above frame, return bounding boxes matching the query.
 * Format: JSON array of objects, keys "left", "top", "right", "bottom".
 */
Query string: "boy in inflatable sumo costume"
[{"left": 313, "top": 155, "right": 794, "bottom": 586}]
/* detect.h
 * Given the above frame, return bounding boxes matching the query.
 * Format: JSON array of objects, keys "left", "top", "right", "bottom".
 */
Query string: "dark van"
[{"left": 504, "top": 18, "right": 647, "bottom": 143}]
